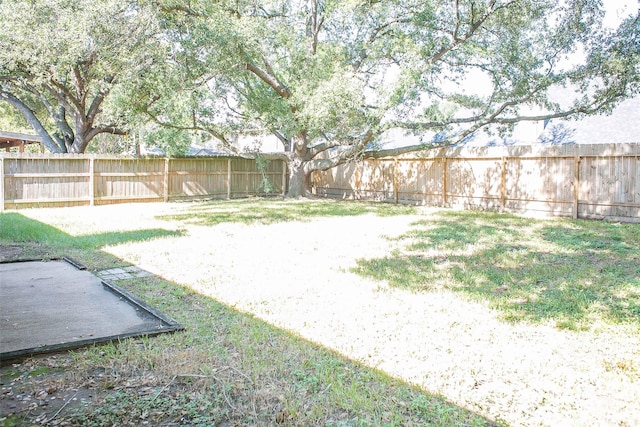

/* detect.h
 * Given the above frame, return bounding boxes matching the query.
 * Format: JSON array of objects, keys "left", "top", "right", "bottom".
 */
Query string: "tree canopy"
[
  {"left": 153, "top": 0, "right": 639, "bottom": 195},
  {"left": 1, "top": 0, "right": 638, "bottom": 195},
  {"left": 0, "top": 0, "right": 165, "bottom": 153}
]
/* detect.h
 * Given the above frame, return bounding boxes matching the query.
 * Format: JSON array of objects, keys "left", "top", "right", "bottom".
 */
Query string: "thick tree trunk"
[
  {"left": 286, "top": 133, "right": 312, "bottom": 197},
  {"left": 68, "top": 133, "right": 88, "bottom": 153},
  {"left": 286, "top": 157, "right": 310, "bottom": 198}
]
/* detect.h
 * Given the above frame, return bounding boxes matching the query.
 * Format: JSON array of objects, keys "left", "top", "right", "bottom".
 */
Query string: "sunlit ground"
[{"left": 17, "top": 200, "right": 640, "bottom": 426}]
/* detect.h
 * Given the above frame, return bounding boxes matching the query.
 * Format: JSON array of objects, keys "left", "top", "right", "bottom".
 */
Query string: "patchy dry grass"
[
  {"left": 0, "top": 200, "right": 492, "bottom": 427},
  {"left": 1, "top": 199, "right": 639, "bottom": 426},
  {"left": 156, "top": 198, "right": 417, "bottom": 226}
]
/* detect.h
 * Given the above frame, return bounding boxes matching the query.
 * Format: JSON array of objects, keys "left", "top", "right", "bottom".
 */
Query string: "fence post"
[
  {"left": 500, "top": 157, "right": 507, "bottom": 211},
  {"left": 442, "top": 157, "right": 448, "bottom": 207},
  {"left": 227, "top": 158, "right": 232, "bottom": 199},
  {"left": 163, "top": 158, "right": 170, "bottom": 202},
  {"left": 282, "top": 159, "right": 287, "bottom": 197},
  {"left": 0, "top": 157, "right": 4, "bottom": 212},
  {"left": 573, "top": 156, "right": 581, "bottom": 219},
  {"left": 394, "top": 158, "right": 399, "bottom": 204},
  {"left": 89, "top": 157, "right": 95, "bottom": 206}
]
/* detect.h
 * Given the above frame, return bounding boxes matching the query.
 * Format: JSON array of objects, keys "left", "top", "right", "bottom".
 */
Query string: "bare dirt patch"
[
  {"left": 0, "top": 245, "right": 23, "bottom": 262},
  {"left": 0, "top": 355, "right": 96, "bottom": 425}
]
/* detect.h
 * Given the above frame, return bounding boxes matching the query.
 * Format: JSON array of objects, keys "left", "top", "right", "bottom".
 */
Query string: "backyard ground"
[{"left": 1, "top": 199, "right": 639, "bottom": 426}]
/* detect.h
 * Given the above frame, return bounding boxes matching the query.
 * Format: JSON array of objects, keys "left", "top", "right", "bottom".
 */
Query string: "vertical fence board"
[
  {"left": 2, "top": 156, "right": 90, "bottom": 208},
  {"left": 169, "top": 158, "right": 230, "bottom": 200},
  {"left": 227, "top": 158, "right": 232, "bottom": 199},
  {"left": 89, "top": 158, "right": 95, "bottom": 206},
  {"left": 164, "top": 158, "right": 170, "bottom": 202},
  {"left": 94, "top": 158, "right": 165, "bottom": 204}
]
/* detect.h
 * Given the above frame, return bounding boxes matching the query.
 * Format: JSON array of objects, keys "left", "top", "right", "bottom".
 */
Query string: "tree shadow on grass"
[
  {"left": 0, "top": 212, "right": 184, "bottom": 255},
  {"left": 353, "top": 210, "right": 640, "bottom": 330},
  {"left": 0, "top": 211, "right": 499, "bottom": 426}
]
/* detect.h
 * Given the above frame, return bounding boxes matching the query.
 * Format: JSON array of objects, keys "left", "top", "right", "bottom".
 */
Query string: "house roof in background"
[
  {"left": 539, "top": 97, "right": 640, "bottom": 145},
  {"left": 377, "top": 95, "right": 640, "bottom": 149},
  {"left": 462, "top": 95, "right": 640, "bottom": 147},
  {"left": 138, "top": 145, "right": 232, "bottom": 157},
  {"left": 187, "top": 146, "right": 230, "bottom": 156}
]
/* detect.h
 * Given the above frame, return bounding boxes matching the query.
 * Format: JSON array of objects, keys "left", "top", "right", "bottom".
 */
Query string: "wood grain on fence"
[
  {"left": 168, "top": 158, "right": 229, "bottom": 200},
  {"left": 0, "top": 154, "right": 287, "bottom": 210},
  {"left": 94, "top": 157, "right": 166, "bottom": 204},
  {"left": 312, "top": 143, "right": 640, "bottom": 221},
  {"left": 2, "top": 144, "right": 638, "bottom": 221}
]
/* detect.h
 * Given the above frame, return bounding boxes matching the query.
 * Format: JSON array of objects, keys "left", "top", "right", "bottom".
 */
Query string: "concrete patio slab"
[{"left": 0, "top": 259, "right": 182, "bottom": 362}]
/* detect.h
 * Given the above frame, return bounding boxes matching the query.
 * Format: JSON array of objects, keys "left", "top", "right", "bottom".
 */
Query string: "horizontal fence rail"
[
  {"left": 0, "top": 155, "right": 287, "bottom": 210},
  {"left": 312, "top": 143, "right": 640, "bottom": 221}
]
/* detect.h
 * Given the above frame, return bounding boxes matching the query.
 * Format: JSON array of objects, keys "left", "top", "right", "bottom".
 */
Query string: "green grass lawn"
[
  {"left": 0, "top": 200, "right": 500, "bottom": 427},
  {"left": 352, "top": 209, "right": 640, "bottom": 331},
  {"left": 156, "top": 197, "right": 417, "bottom": 225},
  {"left": 1, "top": 199, "right": 638, "bottom": 426}
]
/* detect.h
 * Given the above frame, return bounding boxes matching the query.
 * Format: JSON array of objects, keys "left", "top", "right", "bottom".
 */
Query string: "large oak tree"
[
  {"left": 0, "top": 0, "right": 165, "bottom": 153},
  {"left": 153, "top": 0, "right": 639, "bottom": 197},
  {"left": 1, "top": 0, "right": 638, "bottom": 197}
]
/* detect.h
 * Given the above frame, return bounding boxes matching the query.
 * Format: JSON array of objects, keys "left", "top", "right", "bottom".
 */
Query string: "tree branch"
[
  {"left": 85, "top": 125, "right": 127, "bottom": 142},
  {"left": 306, "top": 0, "right": 325, "bottom": 54},
  {"left": 245, "top": 61, "right": 291, "bottom": 99},
  {"left": 143, "top": 107, "right": 237, "bottom": 152},
  {"left": 305, "top": 129, "right": 376, "bottom": 172},
  {"left": 0, "top": 90, "right": 64, "bottom": 152},
  {"left": 308, "top": 140, "right": 345, "bottom": 157},
  {"left": 73, "top": 65, "right": 87, "bottom": 107},
  {"left": 4, "top": 77, "right": 75, "bottom": 141},
  {"left": 364, "top": 142, "right": 437, "bottom": 159},
  {"left": 156, "top": 2, "right": 203, "bottom": 17},
  {"left": 47, "top": 79, "right": 83, "bottom": 114},
  {"left": 87, "top": 79, "right": 114, "bottom": 123},
  {"left": 427, "top": 1, "right": 518, "bottom": 65},
  {"left": 269, "top": 129, "right": 291, "bottom": 151}
]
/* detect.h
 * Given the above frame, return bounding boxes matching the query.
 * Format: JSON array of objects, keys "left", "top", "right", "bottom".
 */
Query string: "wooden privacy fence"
[
  {"left": 312, "top": 143, "right": 640, "bottom": 221},
  {"left": 2, "top": 144, "right": 639, "bottom": 221},
  {"left": 0, "top": 154, "right": 287, "bottom": 210}
]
